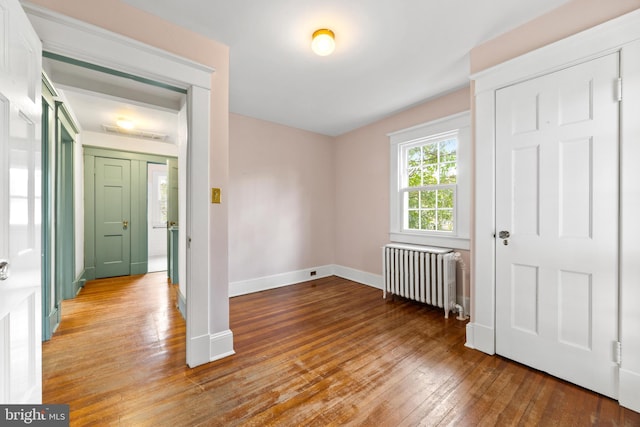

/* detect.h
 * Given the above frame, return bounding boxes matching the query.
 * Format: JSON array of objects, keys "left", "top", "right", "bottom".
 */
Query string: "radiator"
[{"left": 382, "top": 243, "right": 457, "bottom": 318}]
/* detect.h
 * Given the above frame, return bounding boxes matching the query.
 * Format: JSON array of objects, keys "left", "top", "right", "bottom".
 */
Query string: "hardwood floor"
[{"left": 43, "top": 273, "right": 639, "bottom": 426}]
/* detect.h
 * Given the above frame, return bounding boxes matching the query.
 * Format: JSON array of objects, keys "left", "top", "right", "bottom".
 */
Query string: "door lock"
[
  {"left": 0, "top": 259, "right": 9, "bottom": 280},
  {"left": 498, "top": 230, "right": 510, "bottom": 245}
]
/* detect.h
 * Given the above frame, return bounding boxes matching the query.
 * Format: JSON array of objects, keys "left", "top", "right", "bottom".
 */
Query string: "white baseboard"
[
  {"left": 465, "top": 322, "right": 495, "bottom": 354},
  {"left": 229, "top": 264, "right": 384, "bottom": 297},
  {"left": 465, "top": 323, "right": 475, "bottom": 349},
  {"left": 333, "top": 265, "right": 383, "bottom": 290},
  {"left": 229, "top": 265, "right": 334, "bottom": 297},
  {"left": 177, "top": 289, "right": 186, "bottom": 320},
  {"left": 210, "top": 329, "right": 235, "bottom": 362},
  {"left": 620, "top": 368, "right": 640, "bottom": 412},
  {"left": 187, "top": 333, "right": 211, "bottom": 368}
]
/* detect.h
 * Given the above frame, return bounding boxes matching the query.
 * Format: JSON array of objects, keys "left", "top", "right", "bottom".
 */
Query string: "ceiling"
[
  {"left": 43, "top": 58, "right": 183, "bottom": 144},
  {"left": 46, "top": 0, "right": 572, "bottom": 139}
]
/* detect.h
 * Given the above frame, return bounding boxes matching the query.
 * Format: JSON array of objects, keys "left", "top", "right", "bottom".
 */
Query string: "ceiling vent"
[{"left": 102, "top": 124, "right": 167, "bottom": 141}]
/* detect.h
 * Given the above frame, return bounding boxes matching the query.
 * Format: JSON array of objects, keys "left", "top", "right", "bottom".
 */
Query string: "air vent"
[{"left": 102, "top": 124, "right": 167, "bottom": 141}]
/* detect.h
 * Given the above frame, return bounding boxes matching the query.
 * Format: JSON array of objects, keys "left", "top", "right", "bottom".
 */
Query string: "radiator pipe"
[{"left": 453, "top": 252, "right": 469, "bottom": 321}]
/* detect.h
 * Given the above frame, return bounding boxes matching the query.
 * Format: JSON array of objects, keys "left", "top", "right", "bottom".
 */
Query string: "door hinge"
[
  {"left": 616, "top": 77, "right": 622, "bottom": 102},
  {"left": 615, "top": 341, "right": 622, "bottom": 365}
]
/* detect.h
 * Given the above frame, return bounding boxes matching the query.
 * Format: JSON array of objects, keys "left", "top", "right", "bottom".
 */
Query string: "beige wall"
[
  {"left": 29, "top": 0, "right": 231, "bottom": 330},
  {"left": 470, "top": 0, "right": 640, "bottom": 74},
  {"left": 334, "top": 87, "right": 471, "bottom": 276},
  {"left": 229, "top": 113, "right": 335, "bottom": 282}
]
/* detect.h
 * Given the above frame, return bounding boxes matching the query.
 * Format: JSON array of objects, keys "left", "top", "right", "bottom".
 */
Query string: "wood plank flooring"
[{"left": 43, "top": 273, "right": 640, "bottom": 426}]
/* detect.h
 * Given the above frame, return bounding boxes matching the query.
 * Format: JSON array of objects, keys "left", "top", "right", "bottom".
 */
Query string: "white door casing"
[
  {"left": 495, "top": 53, "right": 620, "bottom": 398},
  {"left": 470, "top": 9, "right": 640, "bottom": 412},
  {"left": 22, "top": 2, "right": 234, "bottom": 367},
  {"left": 0, "top": 0, "right": 43, "bottom": 403}
]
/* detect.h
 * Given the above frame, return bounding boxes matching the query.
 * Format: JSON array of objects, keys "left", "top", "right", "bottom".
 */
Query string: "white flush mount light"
[
  {"left": 311, "top": 29, "right": 335, "bottom": 56},
  {"left": 116, "top": 117, "right": 135, "bottom": 130}
]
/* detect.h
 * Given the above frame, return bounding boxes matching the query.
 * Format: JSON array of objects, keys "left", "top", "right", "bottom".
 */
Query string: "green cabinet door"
[{"left": 95, "top": 157, "right": 131, "bottom": 278}]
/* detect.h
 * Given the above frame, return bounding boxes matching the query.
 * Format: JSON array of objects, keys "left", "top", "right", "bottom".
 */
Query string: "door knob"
[
  {"left": 0, "top": 259, "right": 9, "bottom": 280},
  {"left": 123, "top": 220, "right": 129, "bottom": 229},
  {"left": 498, "top": 230, "right": 510, "bottom": 245}
]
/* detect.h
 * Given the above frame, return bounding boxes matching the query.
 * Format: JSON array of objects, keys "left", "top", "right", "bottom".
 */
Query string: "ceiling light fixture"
[
  {"left": 311, "top": 29, "right": 335, "bottom": 56},
  {"left": 116, "top": 118, "right": 135, "bottom": 130}
]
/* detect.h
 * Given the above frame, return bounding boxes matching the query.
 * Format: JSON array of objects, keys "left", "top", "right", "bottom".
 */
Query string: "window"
[
  {"left": 402, "top": 133, "right": 457, "bottom": 232},
  {"left": 389, "top": 111, "right": 470, "bottom": 249}
]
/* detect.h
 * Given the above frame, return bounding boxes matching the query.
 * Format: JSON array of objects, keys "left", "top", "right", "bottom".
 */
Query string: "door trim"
[
  {"left": 23, "top": 3, "right": 231, "bottom": 368},
  {"left": 470, "top": 9, "right": 640, "bottom": 412}
]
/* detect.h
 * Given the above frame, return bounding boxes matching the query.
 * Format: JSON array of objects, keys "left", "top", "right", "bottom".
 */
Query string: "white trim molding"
[
  {"left": 333, "top": 265, "right": 383, "bottom": 290},
  {"left": 177, "top": 288, "right": 186, "bottom": 320},
  {"left": 210, "top": 330, "right": 235, "bottom": 363},
  {"left": 229, "top": 265, "right": 384, "bottom": 297},
  {"left": 620, "top": 369, "right": 640, "bottom": 413},
  {"left": 229, "top": 265, "right": 335, "bottom": 297},
  {"left": 23, "top": 3, "right": 225, "bottom": 369},
  {"left": 388, "top": 111, "right": 471, "bottom": 250},
  {"left": 471, "top": 8, "right": 640, "bottom": 411},
  {"left": 21, "top": 2, "right": 213, "bottom": 90}
]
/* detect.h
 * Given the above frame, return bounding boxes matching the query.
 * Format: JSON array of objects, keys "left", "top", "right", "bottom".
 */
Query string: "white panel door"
[
  {"left": 0, "top": 0, "right": 43, "bottom": 403},
  {"left": 496, "top": 53, "right": 619, "bottom": 398}
]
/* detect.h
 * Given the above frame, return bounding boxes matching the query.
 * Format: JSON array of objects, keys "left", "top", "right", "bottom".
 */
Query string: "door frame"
[
  {"left": 54, "top": 100, "right": 78, "bottom": 299},
  {"left": 469, "top": 9, "right": 640, "bottom": 411},
  {"left": 42, "top": 87, "right": 79, "bottom": 341},
  {"left": 23, "top": 3, "right": 232, "bottom": 367},
  {"left": 83, "top": 148, "right": 175, "bottom": 278}
]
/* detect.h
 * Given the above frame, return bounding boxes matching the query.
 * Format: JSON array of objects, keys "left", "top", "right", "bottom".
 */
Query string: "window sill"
[{"left": 389, "top": 232, "right": 470, "bottom": 251}]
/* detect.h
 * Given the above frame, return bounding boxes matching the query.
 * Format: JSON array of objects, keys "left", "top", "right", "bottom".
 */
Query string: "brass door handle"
[{"left": 123, "top": 220, "right": 129, "bottom": 229}]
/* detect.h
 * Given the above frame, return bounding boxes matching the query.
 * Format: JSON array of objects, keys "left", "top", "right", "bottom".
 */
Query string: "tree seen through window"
[{"left": 403, "top": 136, "right": 457, "bottom": 232}]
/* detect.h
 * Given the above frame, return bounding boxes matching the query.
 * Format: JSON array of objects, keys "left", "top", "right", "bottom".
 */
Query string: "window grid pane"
[
  {"left": 402, "top": 187, "right": 456, "bottom": 232},
  {"left": 401, "top": 136, "right": 457, "bottom": 233}
]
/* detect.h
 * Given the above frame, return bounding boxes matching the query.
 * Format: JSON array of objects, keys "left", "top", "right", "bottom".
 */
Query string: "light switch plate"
[{"left": 211, "top": 188, "right": 221, "bottom": 204}]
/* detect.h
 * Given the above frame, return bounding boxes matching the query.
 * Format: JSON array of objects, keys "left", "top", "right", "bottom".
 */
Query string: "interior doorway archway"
[{"left": 24, "top": 3, "right": 233, "bottom": 367}]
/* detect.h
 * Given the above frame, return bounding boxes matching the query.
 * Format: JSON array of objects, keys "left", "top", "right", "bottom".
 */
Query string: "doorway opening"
[
  {"left": 25, "top": 0, "right": 225, "bottom": 368},
  {"left": 147, "top": 163, "right": 168, "bottom": 273},
  {"left": 41, "top": 53, "right": 186, "bottom": 352}
]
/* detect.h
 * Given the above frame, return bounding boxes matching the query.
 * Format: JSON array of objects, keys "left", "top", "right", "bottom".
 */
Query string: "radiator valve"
[{"left": 454, "top": 303, "right": 468, "bottom": 321}]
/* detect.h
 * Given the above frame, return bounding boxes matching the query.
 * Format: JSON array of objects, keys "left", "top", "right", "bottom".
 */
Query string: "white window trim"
[{"left": 389, "top": 111, "right": 471, "bottom": 250}]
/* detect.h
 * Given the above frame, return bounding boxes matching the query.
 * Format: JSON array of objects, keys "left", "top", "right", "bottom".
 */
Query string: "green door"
[{"left": 95, "top": 157, "right": 131, "bottom": 278}]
